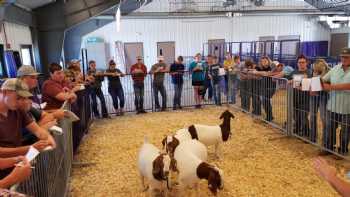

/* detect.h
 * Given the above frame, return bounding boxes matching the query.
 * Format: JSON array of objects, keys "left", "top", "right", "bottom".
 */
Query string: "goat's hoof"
[{"left": 142, "top": 186, "right": 149, "bottom": 192}]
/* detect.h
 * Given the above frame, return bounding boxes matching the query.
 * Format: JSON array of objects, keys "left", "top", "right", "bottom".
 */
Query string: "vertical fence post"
[{"left": 286, "top": 83, "right": 294, "bottom": 136}]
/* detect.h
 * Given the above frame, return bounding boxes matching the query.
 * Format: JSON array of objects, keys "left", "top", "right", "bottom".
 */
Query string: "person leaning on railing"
[
  {"left": 309, "top": 59, "right": 330, "bottom": 146},
  {"left": 170, "top": 56, "right": 185, "bottom": 110},
  {"left": 42, "top": 63, "right": 77, "bottom": 110},
  {"left": 189, "top": 53, "right": 205, "bottom": 109},
  {"left": 130, "top": 56, "right": 147, "bottom": 114},
  {"left": 252, "top": 56, "right": 276, "bottom": 122},
  {"left": 202, "top": 55, "right": 213, "bottom": 102},
  {"left": 17, "top": 65, "right": 66, "bottom": 145},
  {"left": 0, "top": 79, "right": 56, "bottom": 179},
  {"left": 322, "top": 48, "right": 350, "bottom": 155},
  {"left": 86, "top": 60, "right": 109, "bottom": 118},
  {"left": 150, "top": 56, "right": 168, "bottom": 112},
  {"left": 106, "top": 60, "right": 126, "bottom": 116},
  {"left": 286, "top": 54, "right": 313, "bottom": 138},
  {"left": 239, "top": 58, "right": 254, "bottom": 112}
]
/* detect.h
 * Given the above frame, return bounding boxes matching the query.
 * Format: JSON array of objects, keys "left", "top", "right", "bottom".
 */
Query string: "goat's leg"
[
  {"left": 193, "top": 183, "right": 200, "bottom": 197},
  {"left": 214, "top": 143, "right": 222, "bottom": 159},
  {"left": 140, "top": 175, "right": 149, "bottom": 192}
]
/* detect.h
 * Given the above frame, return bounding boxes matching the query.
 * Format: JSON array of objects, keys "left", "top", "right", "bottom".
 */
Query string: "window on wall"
[{"left": 20, "top": 45, "right": 34, "bottom": 66}]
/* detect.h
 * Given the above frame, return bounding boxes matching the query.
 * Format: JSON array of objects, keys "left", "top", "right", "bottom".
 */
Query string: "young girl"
[
  {"left": 105, "top": 60, "right": 125, "bottom": 116},
  {"left": 189, "top": 53, "right": 205, "bottom": 108}
]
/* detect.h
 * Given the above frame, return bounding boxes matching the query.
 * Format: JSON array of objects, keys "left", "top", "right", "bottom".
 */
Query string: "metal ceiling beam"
[{"left": 305, "top": 0, "right": 350, "bottom": 15}]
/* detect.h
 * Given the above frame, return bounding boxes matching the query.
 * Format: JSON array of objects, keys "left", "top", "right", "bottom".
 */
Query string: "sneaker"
[
  {"left": 173, "top": 106, "right": 177, "bottom": 110},
  {"left": 178, "top": 106, "right": 182, "bottom": 109},
  {"left": 161, "top": 108, "right": 167, "bottom": 112},
  {"left": 140, "top": 110, "right": 147, "bottom": 114},
  {"left": 102, "top": 115, "right": 111, "bottom": 119}
]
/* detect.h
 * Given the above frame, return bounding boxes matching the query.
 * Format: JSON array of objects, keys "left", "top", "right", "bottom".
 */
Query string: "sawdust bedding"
[{"left": 69, "top": 106, "right": 349, "bottom": 197}]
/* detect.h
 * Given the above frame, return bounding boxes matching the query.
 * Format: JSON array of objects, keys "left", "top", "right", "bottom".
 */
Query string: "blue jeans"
[
  {"left": 310, "top": 93, "right": 328, "bottom": 143},
  {"left": 153, "top": 83, "right": 167, "bottom": 109},
  {"left": 325, "top": 111, "right": 350, "bottom": 154},
  {"left": 227, "top": 74, "right": 238, "bottom": 104},
  {"left": 133, "top": 83, "right": 144, "bottom": 111},
  {"left": 90, "top": 87, "right": 108, "bottom": 117},
  {"left": 173, "top": 83, "right": 183, "bottom": 107},
  {"left": 203, "top": 78, "right": 213, "bottom": 100},
  {"left": 240, "top": 80, "right": 251, "bottom": 111},
  {"left": 108, "top": 86, "right": 125, "bottom": 110},
  {"left": 212, "top": 82, "right": 222, "bottom": 105}
]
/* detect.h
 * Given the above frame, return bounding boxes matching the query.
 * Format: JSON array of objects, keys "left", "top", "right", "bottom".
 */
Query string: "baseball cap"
[
  {"left": 1, "top": 78, "right": 33, "bottom": 97},
  {"left": 17, "top": 65, "right": 40, "bottom": 77},
  {"left": 136, "top": 56, "right": 143, "bottom": 60},
  {"left": 340, "top": 48, "right": 350, "bottom": 57}
]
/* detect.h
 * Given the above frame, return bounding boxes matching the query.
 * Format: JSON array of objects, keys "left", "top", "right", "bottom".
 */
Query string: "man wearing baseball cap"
[
  {"left": 0, "top": 78, "right": 56, "bottom": 178},
  {"left": 322, "top": 47, "right": 350, "bottom": 155},
  {"left": 17, "top": 65, "right": 41, "bottom": 103},
  {"left": 150, "top": 56, "right": 168, "bottom": 111},
  {"left": 130, "top": 56, "right": 147, "bottom": 114}
]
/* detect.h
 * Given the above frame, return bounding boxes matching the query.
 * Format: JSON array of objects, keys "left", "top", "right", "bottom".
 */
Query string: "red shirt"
[
  {"left": 130, "top": 64, "right": 147, "bottom": 83},
  {"left": 0, "top": 109, "right": 33, "bottom": 147},
  {"left": 42, "top": 79, "right": 69, "bottom": 110}
]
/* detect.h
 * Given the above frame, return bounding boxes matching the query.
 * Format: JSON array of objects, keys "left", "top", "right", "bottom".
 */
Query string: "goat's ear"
[{"left": 161, "top": 137, "right": 167, "bottom": 148}]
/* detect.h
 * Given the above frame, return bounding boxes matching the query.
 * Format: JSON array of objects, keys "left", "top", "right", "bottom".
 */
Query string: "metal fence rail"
[{"left": 11, "top": 102, "right": 73, "bottom": 197}]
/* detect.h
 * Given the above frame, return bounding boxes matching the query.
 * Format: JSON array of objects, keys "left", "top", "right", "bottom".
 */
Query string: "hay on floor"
[{"left": 70, "top": 106, "right": 348, "bottom": 197}]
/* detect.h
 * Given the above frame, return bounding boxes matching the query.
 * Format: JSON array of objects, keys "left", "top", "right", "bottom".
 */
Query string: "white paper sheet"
[
  {"left": 26, "top": 146, "right": 40, "bottom": 162},
  {"left": 64, "top": 110, "right": 80, "bottom": 122},
  {"left": 49, "top": 125, "right": 63, "bottom": 134},
  {"left": 293, "top": 74, "right": 304, "bottom": 88},
  {"left": 302, "top": 78, "right": 311, "bottom": 91},
  {"left": 31, "top": 102, "right": 41, "bottom": 109},
  {"left": 311, "top": 77, "right": 322, "bottom": 91},
  {"left": 43, "top": 146, "right": 53, "bottom": 151},
  {"left": 40, "top": 102, "right": 47, "bottom": 109},
  {"left": 218, "top": 68, "right": 226, "bottom": 76}
]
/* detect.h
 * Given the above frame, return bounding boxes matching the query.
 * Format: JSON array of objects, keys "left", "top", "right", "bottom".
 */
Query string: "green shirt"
[{"left": 323, "top": 64, "right": 350, "bottom": 114}]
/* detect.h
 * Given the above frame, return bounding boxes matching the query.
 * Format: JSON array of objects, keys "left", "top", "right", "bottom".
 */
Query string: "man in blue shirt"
[{"left": 170, "top": 56, "right": 185, "bottom": 110}]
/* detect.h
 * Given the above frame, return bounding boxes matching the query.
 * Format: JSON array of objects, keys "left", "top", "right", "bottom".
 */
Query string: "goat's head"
[
  {"left": 219, "top": 110, "right": 235, "bottom": 120},
  {"left": 161, "top": 135, "right": 179, "bottom": 158},
  {"left": 152, "top": 153, "right": 171, "bottom": 181},
  {"left": 208, "top": 165, "right": 224, "bottom": 195}
]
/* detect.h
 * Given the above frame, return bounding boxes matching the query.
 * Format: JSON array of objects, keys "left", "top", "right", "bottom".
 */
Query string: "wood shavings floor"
[{"left": 69, "top": 106, "right": 348, "bottom": 197}]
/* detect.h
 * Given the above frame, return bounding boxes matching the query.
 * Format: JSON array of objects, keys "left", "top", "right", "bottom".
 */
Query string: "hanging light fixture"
[{"left": 116, "top": 4, "right": 121, "bottom": 32}]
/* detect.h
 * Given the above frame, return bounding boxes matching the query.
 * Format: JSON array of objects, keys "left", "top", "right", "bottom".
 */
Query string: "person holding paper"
[
  {"left": 106, "top": 60, "right": 125, "bottom": 116},
  {"left": 322, "top": 48, "right": 350, "bottom": 155},
  {"left": 309, "top": 59, "right": 330, "bottom": 145},
  {"left": 202, "top": 55, "right": 213, "bottom": 102},
  {"left": 0, "top": 156, "right": 31, "bottom": 188},
  {"left": 0, "top": 79, "right": 56, "bottom": 179},
  {"left": 189, "top": 53, "right": 205, "bottom": 109},
  {"left": 209, "top": 56, "right": 224, "bottom": 106},
  {"left": 224, "top": 54, "right": 239, "bottom": 104},
  {"left": 287, "top": 55, "right": 313, "bottom": 138},
  {"left": 150, "top": 56, "right": 168, "bottom": 112}
]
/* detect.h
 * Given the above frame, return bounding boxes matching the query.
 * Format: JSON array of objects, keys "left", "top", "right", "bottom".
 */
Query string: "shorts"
[{"left": 192, "top": 81, "right": 204, "bottom": 86}]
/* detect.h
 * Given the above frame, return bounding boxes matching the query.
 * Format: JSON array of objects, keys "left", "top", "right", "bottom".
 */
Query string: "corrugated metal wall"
[
  {"left": 0, "top": 22, "right": 33, "bottom": 51},
  {"left": 82, "top": 15, "right": 330, "bottom": 67}
]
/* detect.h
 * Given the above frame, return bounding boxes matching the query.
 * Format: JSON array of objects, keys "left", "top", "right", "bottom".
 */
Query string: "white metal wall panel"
[
  {"left": 0, "top": 22, "right": 33, "bottom": 51},
  {"left": 82, "top": 15, "right": 330, "bottom": 67}
]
